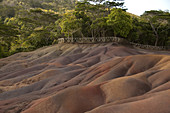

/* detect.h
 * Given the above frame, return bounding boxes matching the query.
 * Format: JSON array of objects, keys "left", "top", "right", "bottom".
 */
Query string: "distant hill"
[{"left": 0, "top": 0, "right": 76, "bottom": 11}]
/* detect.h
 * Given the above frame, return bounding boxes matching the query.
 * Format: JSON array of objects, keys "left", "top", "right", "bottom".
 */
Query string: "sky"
[{"left": 124, "top": 0, "right": 170, "bottom": 16}]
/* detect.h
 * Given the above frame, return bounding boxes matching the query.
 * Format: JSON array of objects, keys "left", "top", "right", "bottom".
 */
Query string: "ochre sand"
[{"left": 0, "top": 43, "right": 170, "bottom": 113}]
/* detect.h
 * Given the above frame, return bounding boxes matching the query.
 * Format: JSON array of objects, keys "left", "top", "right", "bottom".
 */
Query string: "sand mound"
[{"left": 0, "top": 43, "right": 170, "bottom": 113}]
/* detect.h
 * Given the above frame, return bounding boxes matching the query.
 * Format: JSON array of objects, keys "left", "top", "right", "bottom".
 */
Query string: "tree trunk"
[
  {"left": 155, "top": 35, "right": 159, "bottom": 46},
  {"left": 114, "top": 32, "right": 116, "bottom": 37},
  {"left": 91, "top": 30, "right": 94, "bottom": 38},
  {"left": 150, "top": 21, "right": 159, "bottom": 46},
  {"left": 68, "top": 32, "right": 69, "bottom": 38},
  {"left": 71, "top": 34, "right": 73, "bottom": 43},
  {"left": 80, "top": 31, "right": 84, "bottom": 38},
  {"left": 102, "top": 30, "right": 106, "bottom": 37}
]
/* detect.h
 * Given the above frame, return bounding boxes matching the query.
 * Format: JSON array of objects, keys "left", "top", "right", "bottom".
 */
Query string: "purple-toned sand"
[{"left": 0, "top": 43, "right": 170, "bottom": 113}]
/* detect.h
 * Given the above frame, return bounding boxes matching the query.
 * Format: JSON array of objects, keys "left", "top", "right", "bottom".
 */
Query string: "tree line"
[{"left": 0, "top": 0, "right": 170, "bottom": 58}]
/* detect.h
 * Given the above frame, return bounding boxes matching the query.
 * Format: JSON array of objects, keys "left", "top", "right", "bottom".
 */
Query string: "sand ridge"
[{"left": 0, "top": 43, "right": 170, "bottom": 113}]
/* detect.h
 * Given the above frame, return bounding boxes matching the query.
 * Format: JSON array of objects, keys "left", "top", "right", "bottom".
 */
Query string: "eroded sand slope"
[{"left": 0, "top": 43, "right": 170, "bottom": 113}]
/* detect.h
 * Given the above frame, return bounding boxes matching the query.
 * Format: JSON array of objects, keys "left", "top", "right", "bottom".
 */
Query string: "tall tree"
[
  {"left": 74, "top": 11, "right": 91, "bottom": 37},
  {"left": 59, "top": 11, "right": 82, "bottom": 40},
  {"left": 76, "top": 0, "right": 125, "bottom": 19},
  {"left": 107, "top": 8, "right": 132, "bottom": 37},
  {"left": 142, "top": 10, "right": 170, "bottom": 46},
  {"left": 91, "top": 17, "right": 108, "bottom": 37}
]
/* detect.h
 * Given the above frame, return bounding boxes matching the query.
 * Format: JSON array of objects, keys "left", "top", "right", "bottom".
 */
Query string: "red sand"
[{"left": 0, "top": 43, "right": 170, "bottom": 113}]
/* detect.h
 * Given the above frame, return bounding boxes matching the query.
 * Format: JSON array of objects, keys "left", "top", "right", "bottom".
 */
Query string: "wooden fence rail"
[
  {"left": 58, "top": 37, "right": 126, "bottom": 43},
  {"left": 58, "top": 37, "right": 170, "bottom": 51},
  {"left": 129, "top": 42, "right": 170, "bottom": 51}
]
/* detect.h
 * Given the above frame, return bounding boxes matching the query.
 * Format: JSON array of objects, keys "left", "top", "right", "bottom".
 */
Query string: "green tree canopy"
[
  {"left": 59, "top": 11, "right": 83, "bottom": 39},
  {"left": 91, "top": 17, "right": 108, "bottom": 37},
  {"left": 141, "top": 10, "right": 170, "bottom": 46},
  {"left": 107, "top": 8, "right": 132, "bottom": 37}
]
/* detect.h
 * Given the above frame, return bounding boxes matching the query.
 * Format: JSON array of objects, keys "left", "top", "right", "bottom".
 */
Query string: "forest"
[{"left": 0, "top": 0, "right": 170, "bottom": 58}]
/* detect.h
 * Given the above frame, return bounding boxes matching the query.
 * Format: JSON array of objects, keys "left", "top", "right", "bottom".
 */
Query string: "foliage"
[
  {"left": 0, "top": 7, "right": 60, "bottom": 58},
  {"left": 91, "top": 17, "right": 108, "bottom": 37},
  {"left": 107, "top": 8, "right": 132, "bottom": 37},
  {"left": 0, "top": 18, "right": 20, "bottom": 58},
  {"left": 74, "top": 11, "right": 91, "bottom": 37},
  {"left": 0, "top": 5, "right": 15, "bottom": 20},
  {"left": 59, "top": 11, "right": 82, "bottom": 38},
  {"left": 0, "top": 0, "right": 170, "bottom": 58},
  {"left": 141, "top": 10, "right": 170, "bottom": 46}
]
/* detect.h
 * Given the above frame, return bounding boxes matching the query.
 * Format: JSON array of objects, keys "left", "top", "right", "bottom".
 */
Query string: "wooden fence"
[
  {"left": 58, "top": 37, "right": 126, "bottom": 43},
  {"left": 58, "top": 37, "right": 170, "bottom": 51},
  {"left": 129, "top": 42, "right": 170, "bottom": 51}
]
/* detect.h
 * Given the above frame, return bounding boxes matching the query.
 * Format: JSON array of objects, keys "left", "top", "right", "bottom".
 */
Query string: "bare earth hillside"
[{"left": 0, "top": 43, "right": 170, "bottom": 113}]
